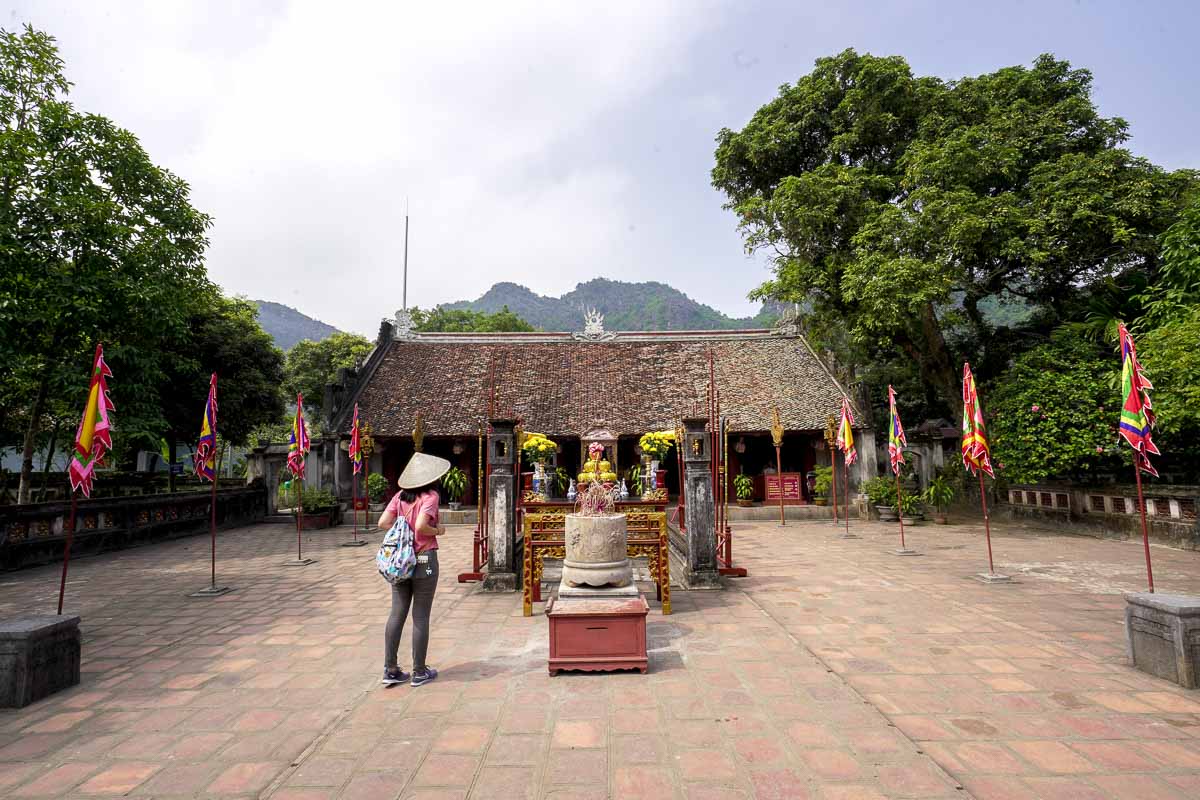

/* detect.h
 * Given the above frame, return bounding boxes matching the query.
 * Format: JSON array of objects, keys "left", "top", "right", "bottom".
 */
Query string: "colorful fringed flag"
[
  {"left": 961, "top": 363, "right": 994, "bottom": 477},
  {"left": 888, "top": 385, "right": 907, "bottom": 476},
  {"left": 1118, "top": 322, "right": 1160, "bottom": 477},
  {"left": 288, "top": 395, "right": 309, "bottom": 479},
  {"left": 194, "top": 373, "right": 218, "bottom": 481},
  {"left": 836, "top": 397, "right": 857, "bottom": 465},
  {"left": 67, "top": 344, "right": 115, "bottom": 497},
  {"left": 349, "top": 403, "right": 363, "bottom": 475}
]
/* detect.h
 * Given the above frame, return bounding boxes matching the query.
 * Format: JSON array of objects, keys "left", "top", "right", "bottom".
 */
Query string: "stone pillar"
[
  {"left": 856, "top": 428, "right": 879, "bottom": 519},
  {"left": 481, "top": 419, "right": 519, "bottom": 592},
  {"left": 680, "top": 418, "right": 721, "bottom": 589}
]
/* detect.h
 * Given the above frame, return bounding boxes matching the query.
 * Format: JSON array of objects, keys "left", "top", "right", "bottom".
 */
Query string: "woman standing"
[{"left": 378, "top": 452, "right": 449, "bottom": 687}]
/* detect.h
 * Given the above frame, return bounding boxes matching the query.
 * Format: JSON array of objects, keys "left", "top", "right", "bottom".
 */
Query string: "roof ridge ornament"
[
  {"left": 393, "top": 308, "right": 416, "bottom": 339},
  {"left": 773, "top": 305, "right": 802, "bottom": 336},
  {"left": 573, "top": 307, "right": 616, "bottom": 342}
]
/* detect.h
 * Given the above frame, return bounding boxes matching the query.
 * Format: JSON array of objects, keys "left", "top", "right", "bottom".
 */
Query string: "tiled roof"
[{"left": 343, "top": 331, "right": 856, "bottom": 437}]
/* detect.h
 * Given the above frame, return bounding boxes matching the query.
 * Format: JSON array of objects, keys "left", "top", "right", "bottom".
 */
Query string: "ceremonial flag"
[
  {"left": 836, "top": 397, "right": 857, "bottom": 465},
  {"left": 194, "top": 373, "right": 218, "bottom": 482},
  {"left": 67, "top": 344, "right": 115, "bottom": 497},
  {"left": 288, "top": 395, "right": 309, "bottom": 479},
  {"left": 888, "top": 385, "right": 907, "bottom": 476},
  {"left": 1118, "top": 322, "right": 1160, "bottom": 477},
  {"left": 349, "top": 403, "right": 363, "bottom": 475},
  {"left": 961, "top": 363, "right": 994, "bottom": 478}
]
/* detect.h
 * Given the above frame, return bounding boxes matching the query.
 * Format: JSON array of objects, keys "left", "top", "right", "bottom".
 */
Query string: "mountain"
[
  {"left": 252, "top": 300, "right": 340, "bottom": 350},
  {"left": 440, "top": 279, "right": 782, "bottom": 331}
]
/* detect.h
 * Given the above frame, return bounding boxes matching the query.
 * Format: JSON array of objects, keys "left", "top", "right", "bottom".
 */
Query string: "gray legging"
[{"left": 384, "top": 549, "right": 439, "bottom": 670}]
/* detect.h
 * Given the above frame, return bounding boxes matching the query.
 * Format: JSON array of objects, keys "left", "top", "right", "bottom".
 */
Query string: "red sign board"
[{"left": 765, "top": 474, "right": 803, "bottom": 501}]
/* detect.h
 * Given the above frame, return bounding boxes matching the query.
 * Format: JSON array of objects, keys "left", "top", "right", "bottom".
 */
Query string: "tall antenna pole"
[{"left": 402, "top": 197, "right": 410, "bottom": 310}]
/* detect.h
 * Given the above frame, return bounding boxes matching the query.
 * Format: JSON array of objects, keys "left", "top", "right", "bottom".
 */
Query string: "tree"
[
  {"left": 988, "top": 330, "right": 1123, "bottom": 484},
  {"left": 713, "top": 49, "right": 1197, "bottom": 413},
  {"left": 284, "top": 332, "right": 373, "bottom": 421},
  {"left": 412, "top": 305, "right": 536, "bottom": 332},
  {"left": 0, "top": 26, "right": 212, "bottom": 502},
  {"left": 158, "top": 295, "right": 285, "bottom": 487}
]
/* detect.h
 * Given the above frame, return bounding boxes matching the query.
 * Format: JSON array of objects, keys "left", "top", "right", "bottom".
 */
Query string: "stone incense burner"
[{"left": 561, "top": 513, "right": 633, "bottom": 589}]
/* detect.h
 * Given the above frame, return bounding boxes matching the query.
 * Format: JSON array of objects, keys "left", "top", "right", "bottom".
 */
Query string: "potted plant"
[
  {"left": 442, "top": 466, "right": 467, "bottom": 511},
  {"left": 862, "top": 476, "right": 899, "bottom": 522},
  {"left": 366, "top": 472, "right": 387, "bottom": 512},
  {"left": 297, "top": 486, "right": 337, "bottom": 529},
  {"left": 924, "top": 476, "right": 955, "bottom": 524},
  {"left": 554, "top": 467, "right": 570, "bottom": 498},
  {"left": 637, "top": 430, "right": 675, "bottom": 491},
  {"left": 812, "top": 466, "right": 833, "bottom": 506},
  {"left": 733, "top": 472, "right": 754, "bottom": 507}
]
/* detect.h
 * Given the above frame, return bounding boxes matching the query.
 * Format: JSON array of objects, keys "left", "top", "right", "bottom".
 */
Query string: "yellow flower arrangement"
[
  {"left": 521, "top": 433, "right": 557, "bottom": 463},
  {"left": 638, "top": 430, "right": 675, "bottom": 460}
]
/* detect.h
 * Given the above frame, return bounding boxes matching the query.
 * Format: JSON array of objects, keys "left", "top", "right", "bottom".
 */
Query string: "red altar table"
[{"left": 765, "top": 473, "right": 806, "bottom": 505}]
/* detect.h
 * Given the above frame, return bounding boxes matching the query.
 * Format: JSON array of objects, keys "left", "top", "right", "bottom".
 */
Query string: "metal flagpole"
[
  {"left": 895, "top": 473, "right": 906, "bottom": 552},
  {"left": 843, "top": 452, "right": 851, "bottom": 538},
  {"left": 57, "top": 492, "right": 77, "bottom": 615},
  {"left": 352, "top": 471, "right": 359, "bottom": 543},
  {"left": 402, "top": 199, "right": 410, "bottom": 311},
  {"left": 831, "top": 446, "right": 839, "bottom": 524},
  {"left": 979, "top": 472, "right": 994, "bottom": 574},
  {"left": 1132, "top": 455, "right": 1152, "bottom": 594},
  {"left": 210, "top": 450, "right": 218, "bottom": 588}
]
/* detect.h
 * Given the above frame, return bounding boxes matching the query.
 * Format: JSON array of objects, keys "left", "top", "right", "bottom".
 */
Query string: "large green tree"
[
  {"left": 0, "top": 26, "right": 212, "bottom": 502},
  {"left": 713, "top": 49, "right": 1196, "bottom": 412},
  {"left": 412, "top": 305, "right": 536, "bottom": 333},
  {"left": 159, "top": 295, "right": 286, "bottom": 486},
  {"left": 284, "top": 332, "right": 373, "bottom": 421}
]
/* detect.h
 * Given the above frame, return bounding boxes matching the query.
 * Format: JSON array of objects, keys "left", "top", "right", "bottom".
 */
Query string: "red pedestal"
[{"left": 547, "top": 595, "right": 649, "bottom": 676}]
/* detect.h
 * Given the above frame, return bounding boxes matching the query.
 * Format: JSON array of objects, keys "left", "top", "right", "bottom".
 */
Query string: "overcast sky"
[{"left": 6, "top": 1, "right": 1198, "bottom": 335}]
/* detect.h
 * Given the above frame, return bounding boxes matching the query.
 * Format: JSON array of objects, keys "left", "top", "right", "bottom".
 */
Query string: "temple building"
[{"left": 323, "top": 310, "right": 875, "bottom": 506}]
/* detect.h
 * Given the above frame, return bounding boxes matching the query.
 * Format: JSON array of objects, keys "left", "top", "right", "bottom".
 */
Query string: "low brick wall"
[
  {"left": 1000, "top": 483, "right": 1200, "bottom": 550},
  {"left": 0, "top": 486, "right": 268, "bottom": 570}
]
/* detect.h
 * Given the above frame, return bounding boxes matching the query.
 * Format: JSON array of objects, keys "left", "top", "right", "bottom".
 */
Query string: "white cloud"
[{"left": 8, "top": 0, "right": 733, "bottom": 333}]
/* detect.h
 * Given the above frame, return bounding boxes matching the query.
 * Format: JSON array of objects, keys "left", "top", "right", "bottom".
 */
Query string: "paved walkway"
[{"left": 0, "top": 514, "right": 1198, "bottom": 799}]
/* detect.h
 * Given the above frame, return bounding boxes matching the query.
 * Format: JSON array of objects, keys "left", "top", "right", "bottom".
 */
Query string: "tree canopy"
[
  {"left": 283, "top": 332, "right": 374, "bottom": 421},
  {"left": 0, "top": 26, "right": 215, "bottom": 501},
  {"left": 412, "top": 305, "right": 536, "bottom": 333},
  {"left": 713, "top": 49, "right": 1197, "bottom": 416}
]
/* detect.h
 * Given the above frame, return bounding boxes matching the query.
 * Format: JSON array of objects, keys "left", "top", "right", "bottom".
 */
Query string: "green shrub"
[
  {"left": 366, "top": 472, "right": 387, "bottom": 503},
  {"left": 813, "top": 466, "right": 833, "bottom": 496},
  {"left": 298, "top": 486, "right": 336, "bottom": 513},
  {"left": 924, "top": 476, "right": 956, "bottom": 512},
  {"left": 733, "top": 473, "right": 754, "bottom": 500},
  {"left": 442, "top": 466, "right": 468, "bottom": 502},
  {"left": 988, "top": 330, "right": 1123, "bottom": 483},
  {"left": 862, "top": 476, "right": 897, "bottom": 507}
]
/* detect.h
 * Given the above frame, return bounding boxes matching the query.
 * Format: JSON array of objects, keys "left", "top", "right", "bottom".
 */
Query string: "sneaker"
[
  {"left": 381, "top": 667, "right": 410, "bottom": 686},
  {"left": 410, "top": 667, "right": 438, "bottom": 687}
]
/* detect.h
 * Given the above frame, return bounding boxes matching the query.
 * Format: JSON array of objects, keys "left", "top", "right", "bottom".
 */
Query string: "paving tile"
[
  {"left": 12, "top": 762, "right": 98, "bottom": 796},
  {"left": 206, "top": 762, "right": 284, "bottom": 794},
  {"left": 77, "top": 762, "right": 160, "bottom": 794}
]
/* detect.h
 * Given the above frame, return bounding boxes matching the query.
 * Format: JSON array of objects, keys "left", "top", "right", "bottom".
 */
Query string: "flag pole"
[
  {"left": 843, "top": 453, "right": 851, "bottom": 537},
  {"left": 831, "top": 445, "right": 839, "bottom": 524},
  {"left": 56, "top": 492, "right": 77, "bottom": 615},
  {"left": 352, "top": 470, "right": 359, "bottom": 543},
  {"left": 895, "top": 473, "right": 906, "bottom": 551},
  {"left": 297, "top": 480, "right": 304, "bottom": 561},
  {"left": 1132, "top": 455, "right": 1152, "bottom": 594},
  {"left": 210, "top": 450, "right": 218, "bottom": 589},
  {"left": 978, "top": 472, "right": 994, "bottom": 574}
]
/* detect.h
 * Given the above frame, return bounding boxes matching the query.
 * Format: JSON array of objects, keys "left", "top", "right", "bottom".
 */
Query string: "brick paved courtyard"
[{"left": 2, "top": 515, "right": 1199, "bottom": 799}]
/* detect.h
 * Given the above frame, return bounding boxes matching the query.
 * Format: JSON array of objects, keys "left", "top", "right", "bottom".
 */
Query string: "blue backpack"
[{"left": 376, "top": 515, "right": 417, "bottom": 584}]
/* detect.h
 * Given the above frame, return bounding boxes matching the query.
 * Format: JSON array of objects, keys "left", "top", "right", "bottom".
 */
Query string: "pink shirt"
[{"left": 385, "top": 490, "right": 440, "bottom": 552}]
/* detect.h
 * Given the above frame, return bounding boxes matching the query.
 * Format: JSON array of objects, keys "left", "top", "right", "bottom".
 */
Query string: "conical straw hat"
[{"left": 397, "top": 452, "right": 452, "bottom": 489}]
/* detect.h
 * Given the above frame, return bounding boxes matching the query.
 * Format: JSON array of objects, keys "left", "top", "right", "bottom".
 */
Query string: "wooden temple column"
[
  {"left": 481, "top": 419, "right": 520, "bottom": 592},
  {"left": 680, "top": 417, "right": 721, "bottom": 589}
]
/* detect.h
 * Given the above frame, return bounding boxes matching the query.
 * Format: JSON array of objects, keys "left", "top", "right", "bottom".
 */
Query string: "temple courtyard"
[{"left": 2, "top": 517, "right": 1199, "bottom": 799}]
